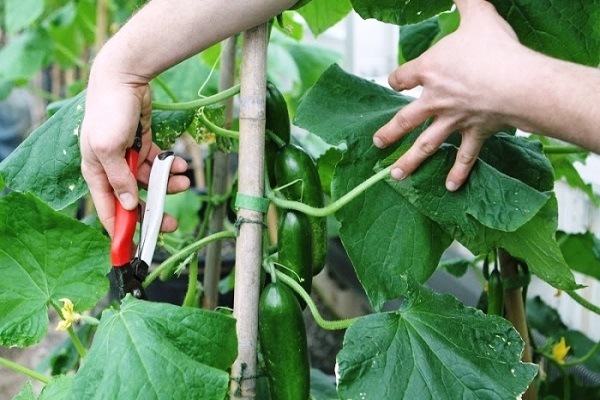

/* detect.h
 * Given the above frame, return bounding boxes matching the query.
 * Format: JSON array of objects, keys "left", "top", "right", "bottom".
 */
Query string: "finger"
[
  {"left": 388, "top": 118, "right": 455, "bottom": 180},
  {"left": 373, "top": 97, "right": 432, "bottom": 148},
  {"left": 81, "top": 164, "right": 117, "bottom": 237},
  {"left": 388, "top": 59, "right": 422, "bottom": 92},
  {"left": 101, "top": 153, "right": 139, "bottom": 210},
  {"left": 161, "top": 213, "right": 179, "bottom": 233},
  {"left": 445, "top": 130, "right": 485, "bottom": 191}
]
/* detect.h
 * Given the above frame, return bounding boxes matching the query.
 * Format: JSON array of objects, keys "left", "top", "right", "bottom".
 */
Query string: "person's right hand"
[
  {"left": 373, "top": 0, "right": 530, "bottom": 191},
  {"left": 80, "top": 54, "right": 190, "bottom": 237}
]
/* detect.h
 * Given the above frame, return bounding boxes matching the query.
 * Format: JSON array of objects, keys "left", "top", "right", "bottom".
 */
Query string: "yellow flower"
[
  {"left": 552, "top": 337, "right": 571, "bottom": 365},
  {"left": 56, "top": 298, "right": 81, "bottom": 331}
]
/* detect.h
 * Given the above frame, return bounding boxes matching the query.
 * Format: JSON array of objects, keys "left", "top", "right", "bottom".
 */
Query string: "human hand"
[
  {"left": 373, "top": 0, "right": 526, "bottom": 191},
  {"left": 80, "top": 57, "right": 190, "bottom": 237}
]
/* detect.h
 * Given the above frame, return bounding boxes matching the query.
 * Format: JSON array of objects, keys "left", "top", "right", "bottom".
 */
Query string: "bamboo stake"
[
  {"left": 499, "top": 249, "right": 538, "bottom": 400},
  {"left": 203, "top": 36, "right": 237, "bottom": 310},
  {"left": 94, "top": 0, "right": 109, "bottom": 54},
  {"left": 229, "top": 24, "right": 268, "bottom": 400}
]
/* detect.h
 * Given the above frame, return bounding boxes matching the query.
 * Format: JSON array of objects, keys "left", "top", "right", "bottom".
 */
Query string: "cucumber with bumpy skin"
[
  {"left": 259, "top": 282, "right": 310, "bottom": 400},
  {"left": 274, "top": 144, "right": 327, "bottom": 276}
]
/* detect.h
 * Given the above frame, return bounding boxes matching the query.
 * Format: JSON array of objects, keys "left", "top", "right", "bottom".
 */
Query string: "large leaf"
[
  {"left": 295, "top": 64, "right": 452, "bottom": 310},
  {"left": 0, "top": 91, "right": 87, "bottom": 210},
  {"left": 14, "top": 376, "right": 73, "bottom": 400},
  {"left": 336, "top": 278, "right": 538, "bottom": 399},
  {"left": 4, "top": 0, "right": 44, "bottom": 33},
  {"left": 68, "top": 296, "right": 237, "bottom": 400},
  {"left": 0, "top": 192, "right": 109, "bottom": 347},
  {"left": 296, "top": 0, "right": 352, "bottom": 37},
  {"left": 295, "top": 64, "right": 576, "bottom": 305},
  {"left": 490, "top": 0, "right": 600, "bottom": 66}
]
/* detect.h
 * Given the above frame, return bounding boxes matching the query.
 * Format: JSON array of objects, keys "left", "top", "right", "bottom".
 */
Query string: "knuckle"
[
  {"left": 416, "top": 137, "right": 438, "bottom": 156},
  {"left": 393, "top": 113, "right": 416, "bottom": 133},
  {"left": 456, "top": 151, "right": 477, "bottom": 166}
]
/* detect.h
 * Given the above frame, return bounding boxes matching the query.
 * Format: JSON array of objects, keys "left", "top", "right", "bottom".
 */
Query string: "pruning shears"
[{"left": 110, "top": 123, "right": 174, "bottom": 300}]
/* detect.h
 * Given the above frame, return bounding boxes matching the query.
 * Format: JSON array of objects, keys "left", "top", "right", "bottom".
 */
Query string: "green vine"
[
  {"left": 274, "top": 269, "right": 358, "bottom": 331},
  {"left": 198, "top": 111, "right": 240, "bottom": 139},
  {"left": 152, "top": 84, "right": 241, "bottom": 111},
  {"left": 566, "top": 290, "right": 600, "bottom": 316},
  {"left": 144, "top": 230, "right": 237, "bottom": 288},
  {"left": 0, "top": 356, "right": 50, "bottom": 384},
  {"left": 268, "top": 165, "right": 392, "bottom": 217}
]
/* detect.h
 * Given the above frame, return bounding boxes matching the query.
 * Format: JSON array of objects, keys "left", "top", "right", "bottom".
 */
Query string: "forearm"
[
  {"left": 501, "top": 50, "right": 600, "bottom": 152},
  {"left": 93, "top": 0, "right": 296, "bottom": 81}
]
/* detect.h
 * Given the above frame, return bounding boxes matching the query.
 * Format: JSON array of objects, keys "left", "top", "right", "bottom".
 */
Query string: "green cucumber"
[
  {"left": 278, "top": 209, "right": 313, "bottom": 307},
  {"left": 265, "top": 82, "right": 291, "bottom": 186},
  {"left": 274, "top": 144, "right": 327, "bottom": 275},
  {"left": 259, "top": 282, "right": 310, "bottom": 400},
  {"left": 487, "top": 268, "right": 505, "bottom": 316}
]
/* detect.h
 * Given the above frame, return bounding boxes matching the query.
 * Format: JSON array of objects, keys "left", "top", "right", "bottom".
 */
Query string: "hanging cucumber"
[
  {"left": 265, "top": 81, "right": 291, "bottom": 186},
  {"left": 274, "top": 143, "right": 327, "bottom": 276},
  {"left": 278, "top": 209, "right": 313, "bottom": 307},
  {"left": 258, "top": 282, "right": 310, "bottom": 400},
  {"left": 487, "top": 268, "right": 505, "bottom": 316}
]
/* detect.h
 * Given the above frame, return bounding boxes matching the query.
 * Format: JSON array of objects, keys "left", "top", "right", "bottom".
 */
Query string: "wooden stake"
[
  {"left": 230, "top": 24, "right": 268, "bottom": 400},
  {"left": 203, "top": 36, "right": 237, "bottom": 310},
  {"left": 499, "top": 248, "right": 538, "bottom": 400}
]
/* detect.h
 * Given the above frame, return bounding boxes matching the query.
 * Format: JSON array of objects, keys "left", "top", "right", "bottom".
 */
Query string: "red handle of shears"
[{"left": 110, "top": 124, "right": 143, "bottom": 267}]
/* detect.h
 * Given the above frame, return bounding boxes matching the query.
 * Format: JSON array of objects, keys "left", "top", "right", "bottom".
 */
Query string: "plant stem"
[
  {"left": 67, "top": 327, "right": 87, "bottom": 358},
  {"left": 269, "top": 165, "right": 392, "bottom": 217},
  {"left": 50, "top": 302, "right": 87, "bottom": 358},
  {"left": 203, "top": 36, "right": 237, "bottom": 311},
  {"left": 152, "top": 85, "right": 241, "bottom": 111},
  {"left": 198, "top": 112, "right": 240, "bottom": 139},
  {"left": 0, "top": 356, "right": 50, "bottom": 384},
  {"left": 144, "top": 230, "right": 237, "bottom": 288},
  {"left": 182, "top": 252, "right": 199, "bottom": 308},
  {"left": 543, "top": 145, "right": 587, "bottom": 154},
  {"left": 230, "top": 23, "right": 268, "bottom": 400},
  {"left": 275, "top": 270, "right": 358, "bottom": 330},
  {"left": 499, "top": 249, "right": 538, "bottom": 400},
  {"left": 565, "top": 289, "right": 600, "bottom": 316}
]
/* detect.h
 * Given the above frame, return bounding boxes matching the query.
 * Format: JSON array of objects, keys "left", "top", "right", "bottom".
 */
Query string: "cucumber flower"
[
  {"left": 552, "top": 337, "right": 570, "bottom": 365},
  {"left": 56, "top": 298, "right": 82, "bottom": 331}
]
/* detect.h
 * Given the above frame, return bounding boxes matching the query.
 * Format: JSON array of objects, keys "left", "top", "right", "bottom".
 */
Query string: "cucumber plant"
[{"left": 1, "top": 1, "right": 600, "bottom": 400}]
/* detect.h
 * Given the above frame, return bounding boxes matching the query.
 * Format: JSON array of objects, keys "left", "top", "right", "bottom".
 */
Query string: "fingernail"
[
  {"left": 373, "top": 136, "right": 384, "bottom": 148},
  {"left": 391, "top": 168, "right": 405, "bottom": 180},
  {"left": 119, "top": 192, "right": 136, "bottom": 209},
  {"left": 446, "top": 181, "right": 457, "bottom": 191}
]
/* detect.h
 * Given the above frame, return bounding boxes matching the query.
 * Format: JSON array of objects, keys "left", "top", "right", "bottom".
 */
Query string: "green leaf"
[
  {"left": 296, "top": 0, "right": 352, "bottom": 37},
  {"left": 454, "top": 196, "right": 578, "bottom": 290},
  {"left": 4, "top": 0, "right": 44, "bottom": 33},
  {"left": 557, "top": 231, "right": 600, "bottom": 280},
  {"left": 37, "top": 323, "right": 95, "bottom": 376},
  {"left": 490, "top": 0, "right": 600, "bottom": 66},
  {"left": 0, "top": 29, "right": 52, "bottom": 83},
  {"left": 151, "top": 109, "right": 196, "bottom": 149},
  {"left": 68, "top": 296, "right": 237, "bottom": 400},
  {"left": 0, "top": 192, "right": 109, "bottom": 347},
  {"left": 162, "top": 190, "right": 203, "bottom": 239},
  {"left": 316, "top": 146, "right": 343, "bottom": 197},
  {"left": 0, "top": 92, "right": 87, "bottom": 210},
  {"left": 399, "top": 16, "right": 440, "bottom": 63},
  {"left": 295, "top": 64, "right": 452, "bottom": 309},
  {"left": 336, "top": 278, "right": 538, "bottom": 399},
  {"left": 382, "top": 142, "right": 551, "bottom": 234},
  {"left": 275, "top": 12, "right": 304, "bottom": 41},
  {"left": 38, "top": 375, "right": 74, "bottom": 400},
  {"left": 351, "top": 0, "right": 453, "bottom": 25},
  {"left": 13, "top": 382, "right": 35, "bottom": 400}
]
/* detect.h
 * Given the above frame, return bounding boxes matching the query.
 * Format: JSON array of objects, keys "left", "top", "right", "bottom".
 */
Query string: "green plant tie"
[{"left": 234, "top": 193, "right": 270, "bottom": 214}]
